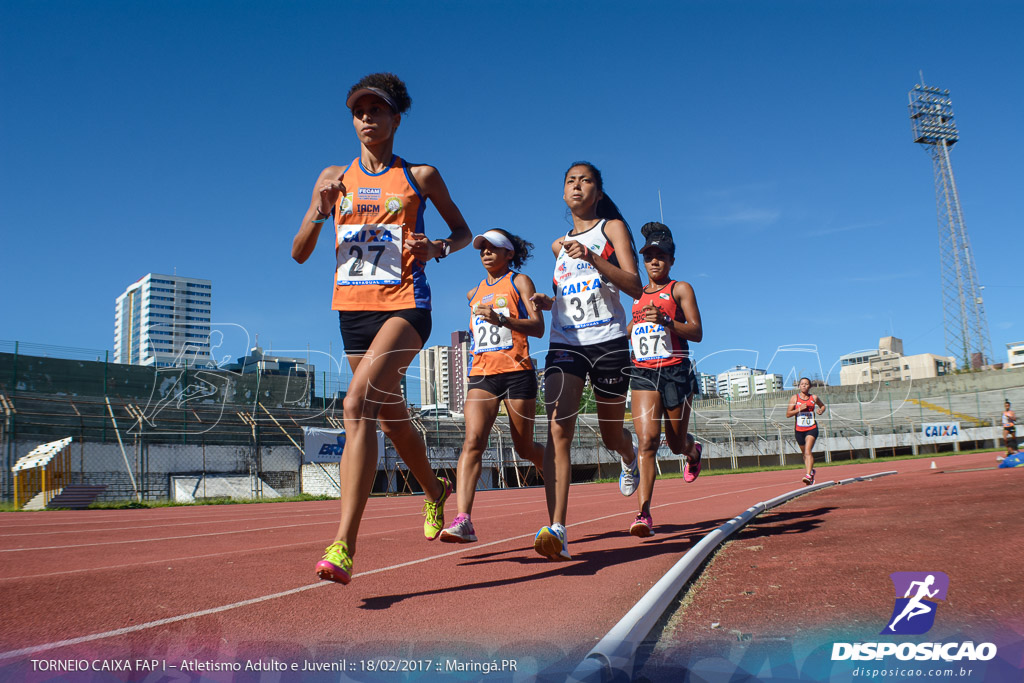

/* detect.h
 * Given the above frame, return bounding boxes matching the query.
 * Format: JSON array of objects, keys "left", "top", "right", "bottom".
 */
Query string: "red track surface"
[
  {"left": 0, "top": 453, "right": 1014, "bottom": 681},
  {"left": 641, "top": 450, "right": 1024, "bottom": 682}
]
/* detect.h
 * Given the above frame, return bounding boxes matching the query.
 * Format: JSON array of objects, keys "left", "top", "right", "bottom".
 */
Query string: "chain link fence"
[{"left": 3, "top": 371, "right": 1022, "bottom": 504}]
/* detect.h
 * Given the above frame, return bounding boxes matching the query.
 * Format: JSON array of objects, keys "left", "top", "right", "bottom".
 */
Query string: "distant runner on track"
[
  {"left": 1002, "top": 400, "right": 1017, "bottom": 457},
  {"left": 786, "top": 378, "right": 826, "bottom": 485},
  {"left": 292, "top": 72, "right": 471, "bottom": 584}
]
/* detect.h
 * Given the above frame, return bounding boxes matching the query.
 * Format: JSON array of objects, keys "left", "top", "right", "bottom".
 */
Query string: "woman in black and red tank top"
[
  {"left": 626, "top": 222, "right": 704, "bottom": 538},
  {"left": 786, "top": 377, "right": 827, "bottom": 485}
]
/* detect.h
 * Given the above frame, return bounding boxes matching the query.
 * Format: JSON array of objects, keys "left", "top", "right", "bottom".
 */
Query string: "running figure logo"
[{"left": 881, "top": 571, "right": 949, "bottom": 635}]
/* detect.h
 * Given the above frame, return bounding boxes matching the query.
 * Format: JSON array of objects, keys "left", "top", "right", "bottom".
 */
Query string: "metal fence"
[{"left": 2, "top": 380, "right": 1021, "bottom": 504}]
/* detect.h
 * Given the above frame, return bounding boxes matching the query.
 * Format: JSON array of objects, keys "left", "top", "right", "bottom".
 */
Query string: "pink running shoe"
[
  {"left": 630, "top": 512, "right": 654, "bottom": 538},
  {"left": 440, "top": 513, "right": 477, "bottom": 543},
  {"left": 802, "top": 469, "right": 816, "bottom": 485},
  {"left": 683, "top": 442, "right": 703, "bottom": 483}
]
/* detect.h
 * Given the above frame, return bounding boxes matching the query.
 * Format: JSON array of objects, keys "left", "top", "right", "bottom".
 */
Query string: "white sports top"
[{"left": 550, "top": 220, "right": 628, "bottom": 345}]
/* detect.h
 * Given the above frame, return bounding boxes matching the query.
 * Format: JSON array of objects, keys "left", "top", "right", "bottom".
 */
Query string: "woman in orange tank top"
[
  {"left": 291, "top": 73, "right": 472, "bottom": 584},
  {"left": 440, "top": 229, "right": 546, "bottom": 543}
]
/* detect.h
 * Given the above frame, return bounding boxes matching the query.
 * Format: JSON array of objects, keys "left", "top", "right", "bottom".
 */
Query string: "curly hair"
[
  {"left": 346, "top": 73, "right": 412, "bottom": 114},
  {"left": 488, "top": 228, "right": 535, "bottom": 271}
]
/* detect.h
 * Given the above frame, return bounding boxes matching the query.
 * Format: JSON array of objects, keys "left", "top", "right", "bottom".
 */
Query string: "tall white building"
[
  {"left": 419, "top": 345, "right": 451, "bottom": 407},
  {"left": 114, "top": 274, "right": 212, "bottom": 367},
  {"left": 697, "top": 372, "right": 717, "bottom": 397}
]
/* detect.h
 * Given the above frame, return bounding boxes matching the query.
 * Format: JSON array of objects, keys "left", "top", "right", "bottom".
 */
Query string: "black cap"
[{"left": 639, "top": 221, "right": 675, "bottom": 257}]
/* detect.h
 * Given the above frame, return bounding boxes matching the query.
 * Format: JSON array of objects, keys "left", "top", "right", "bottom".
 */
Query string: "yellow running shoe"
[
  {"left": 422, "top": 477, "right": 453, "bottom": 540},
  {"left": 316, "top": 541, "right": 352, "bottom": 584}
]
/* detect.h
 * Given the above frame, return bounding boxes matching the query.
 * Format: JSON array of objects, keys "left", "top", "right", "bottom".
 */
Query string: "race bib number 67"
[{"left": 336, "top": 223, "right": 403, "bottom": 286}]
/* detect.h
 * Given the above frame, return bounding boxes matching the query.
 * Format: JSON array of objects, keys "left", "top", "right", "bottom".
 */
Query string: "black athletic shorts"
[
  {"left": 795, "top": 426, "right": 819, "bottom": 447},
  {"left": 467, "top": 369, "right": 538, "bottom": 401},
  {"left": 628, "top": 361, "right": 698, "bottom": 410},
  {"left": 543, "top": 337, "right": 630, "bottom": 399},
  {"left": 338, "top": 308, "right": 432, "bottom": 355}
]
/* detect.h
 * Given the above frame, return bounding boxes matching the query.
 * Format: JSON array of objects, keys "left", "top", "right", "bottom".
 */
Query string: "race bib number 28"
[
  {"left": 336, "top": 223, "right": 403, "bottom": 286},
  {"left": 473, "top": 308, "right": 513, "bottom": 353}
]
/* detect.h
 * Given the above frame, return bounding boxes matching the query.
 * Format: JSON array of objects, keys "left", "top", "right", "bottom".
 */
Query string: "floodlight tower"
[{"left": 909, "top": 80, "right": 993, "bottom": 369}]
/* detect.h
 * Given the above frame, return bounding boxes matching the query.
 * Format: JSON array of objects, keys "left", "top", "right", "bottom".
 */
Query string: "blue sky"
[{"left": 2, "top": 1, "right": 1022, "bottom": 398}]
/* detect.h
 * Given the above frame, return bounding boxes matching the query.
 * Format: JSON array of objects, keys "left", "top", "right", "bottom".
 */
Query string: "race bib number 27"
[{"left": 336, "top": 223, "right": 403, "bottom": 286}]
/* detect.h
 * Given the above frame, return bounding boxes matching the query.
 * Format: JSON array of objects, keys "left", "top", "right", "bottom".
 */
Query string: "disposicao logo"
[
  {"left": 831, "top": 571, "right": 997, "bottom": 663},
  {"left": 883, "top": 571, "right": 948, "bottom": 635}
]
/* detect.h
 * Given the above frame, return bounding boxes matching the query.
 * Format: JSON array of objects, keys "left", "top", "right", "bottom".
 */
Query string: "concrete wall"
[{"left": 8, "top": 438, "right": 301, "bottom": 501}]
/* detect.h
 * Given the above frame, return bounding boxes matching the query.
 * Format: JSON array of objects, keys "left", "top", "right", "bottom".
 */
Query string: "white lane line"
[
  {"left": 0, "top": 484, "right": 624, "bottom": 551},
  {"left": 0, "top": 521, "right": 332, "bottom": 553},
  {"left": 0, "top": 481, "right": 788, "bottom": 660},
  {"left": 0, "top": 512, "right": 331, "bottom": 537},
  {"left": 0, "top": 481, "right": 778, "bottom": 580}
]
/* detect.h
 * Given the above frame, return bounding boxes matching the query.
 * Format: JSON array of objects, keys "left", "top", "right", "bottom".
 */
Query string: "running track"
[{"left": 0, "top": 457, "right": 978, "bottom": 681}]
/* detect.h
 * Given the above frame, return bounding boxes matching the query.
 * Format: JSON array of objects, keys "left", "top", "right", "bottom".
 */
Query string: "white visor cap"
[{"left": 472, "top": 230, "right": 515, "bottom": 253}]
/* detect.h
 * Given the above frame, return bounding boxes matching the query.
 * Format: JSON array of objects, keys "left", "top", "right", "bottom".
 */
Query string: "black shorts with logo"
[
  {"left": 628, "top": 360, "right": 698, "bottom": 410},
  {"left": 338, "top": 309, "right": 432, "bottom": 355},
  {"left": 467, "top": 369, "right": 538, "bottom": 401},
  {"left": 543, "top": 337, "right": 631, "bottom": 399},
  {"left": 795, "top": 426, "right": 819, "bottom": 447}
]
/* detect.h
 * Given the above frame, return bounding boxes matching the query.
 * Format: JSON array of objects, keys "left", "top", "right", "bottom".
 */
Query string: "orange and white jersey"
[
  {"left": 468, "top": 272, "right": 533, "bottom": 376},
  {"left": 794, "top": 394, "right": 818, "bottom": 431},
  {"left": 330, "top": 156, "right": 430, "bottom": 311}
]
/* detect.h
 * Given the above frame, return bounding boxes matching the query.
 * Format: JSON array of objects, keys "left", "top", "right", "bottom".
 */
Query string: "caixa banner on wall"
[
  {"left": 301, "top": 427, "right": 385, "bottom": 464},
  {"left": 920, "top": 422, "right": 960, "bottom": 443}
]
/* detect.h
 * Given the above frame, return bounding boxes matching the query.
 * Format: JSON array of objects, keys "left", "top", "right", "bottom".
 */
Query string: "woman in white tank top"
[{"left": 529, "top": 161, "right": 643, "bottom": 561}]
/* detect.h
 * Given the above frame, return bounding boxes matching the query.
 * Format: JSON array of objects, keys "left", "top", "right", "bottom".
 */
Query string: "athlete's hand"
[
  {"left": 317, "top": 178, "right": 346, "bottom": 216},
  {"left": 473, "top": 304, "right": 499, "bottom": 324},
  {"left": 405, "top": 233, "right": 437, "bottom": 260},
  {"left": 562, "top": 239, "right": 593, "bottom": 264},
  {"left": 643, "top": 303, "right": 662, "bottom": 323},
  {"left": 530, "top": 293, "right": 553, "bottom": 312}
]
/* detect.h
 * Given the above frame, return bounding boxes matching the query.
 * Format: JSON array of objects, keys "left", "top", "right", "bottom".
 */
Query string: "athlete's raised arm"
[{"left": 292, "top": 165, "right": 346, "bottom": 264}]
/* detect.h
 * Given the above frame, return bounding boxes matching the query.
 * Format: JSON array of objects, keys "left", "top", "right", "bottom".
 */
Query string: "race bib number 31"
[
  {"left": 558, "top": 284, "right": 613, "bottom": 330},
  {"left": 336, "top": 223, "right": 403, "bottom": 286}
]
